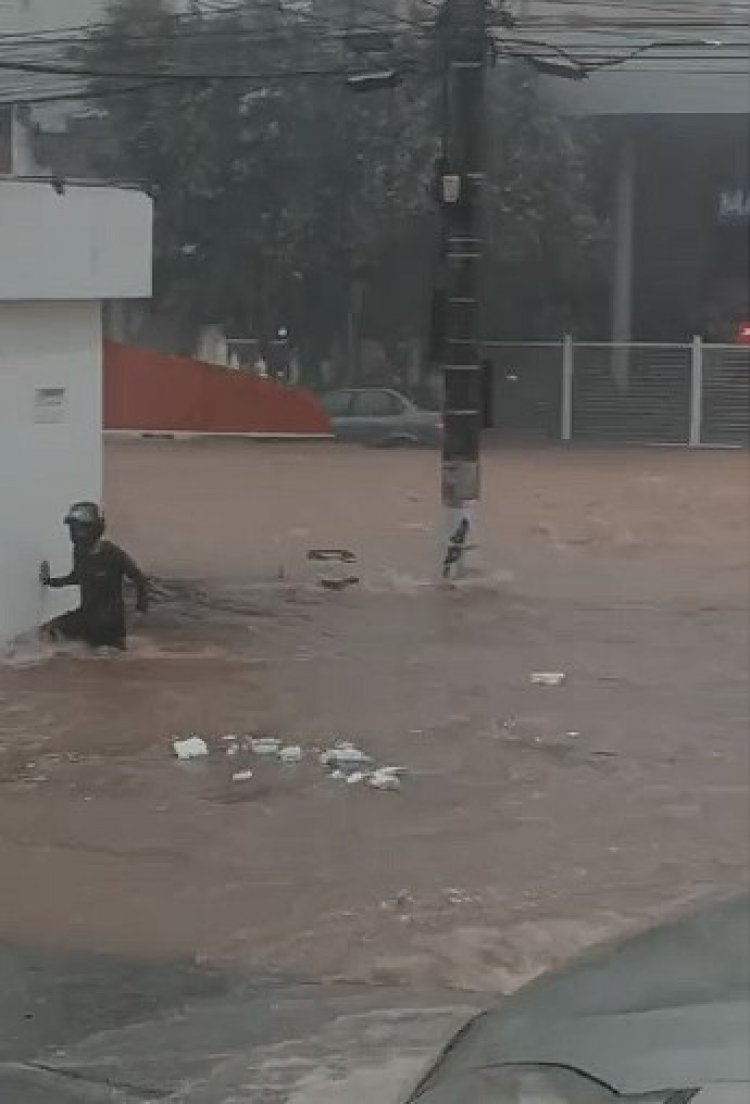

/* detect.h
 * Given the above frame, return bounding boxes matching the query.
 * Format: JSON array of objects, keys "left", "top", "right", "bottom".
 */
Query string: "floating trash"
[
  {"left": 251, "top": 737, "right": 282, "bottom": 756},
  {"left": 308, "top": 549, "right": 360, "bottom": 590},
  {"left": 530, "top": 672, "right": 567, "bottom": 687},
  {"left": 307, "top": 549, "right": 357, "bottom": 563},
  {"left": 320, "top": 575, "right": 360, "bottom": 591},
  {"left": 368, "top": 768, "right": 402, "bottom": 792},
  {"left": 320, "top": 743, "right": 373, "bottom": 769},
  {"left": 173, "top": 736, "right": 209, "bottom": 761},
  {"left": 278, "top": 745, "right": 303, "bottom": 764},
  {"left": 231, "top": 769, "right": 254, "bottom": 783}
]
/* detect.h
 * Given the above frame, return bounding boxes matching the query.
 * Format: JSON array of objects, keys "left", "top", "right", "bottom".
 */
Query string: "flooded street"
[{"left": 1, "top": 440, "right": 748, "bottom": 994}]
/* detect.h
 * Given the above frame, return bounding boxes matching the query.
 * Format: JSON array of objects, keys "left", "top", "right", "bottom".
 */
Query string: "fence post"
[
  {"left": 689, "top": 334, "right": 703, "bottom": 447},
  {"left": 561, "top": 333, "right": 574, "bottom": 441}
]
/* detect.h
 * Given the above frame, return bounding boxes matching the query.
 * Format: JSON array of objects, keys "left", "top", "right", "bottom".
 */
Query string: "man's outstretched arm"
[
  {"left": 120, "top": 550, "right": 150, "bottom": 613},
  {"left": 40, "top": 559, "right": 78, "bottom": 588}
]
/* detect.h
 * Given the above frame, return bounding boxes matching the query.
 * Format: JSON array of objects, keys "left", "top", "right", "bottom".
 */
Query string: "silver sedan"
[{"left": 321, "top": 387, "right": 443, "bottom": 447}]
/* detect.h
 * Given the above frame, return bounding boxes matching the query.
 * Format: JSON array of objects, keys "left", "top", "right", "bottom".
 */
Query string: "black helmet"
[
  {"left": 64, "top": 502, "right": 105, "bottom": 539},
  {"left": 64, "top": 502, "right": 106, "bottom": 547}
]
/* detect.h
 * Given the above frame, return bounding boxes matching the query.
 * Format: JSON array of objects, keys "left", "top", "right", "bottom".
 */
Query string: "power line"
[
  {"left": 0, "top": 56, "right": 390, "bottom": 82},
  {"left": 0, "top": 0, "right": 433, "bottom": 45},
  {"left": 0, "top": 0, "right": 744, "bottom": 104},
  {"left": 5, "top": 60, "right": 750, "bottom": 105}
]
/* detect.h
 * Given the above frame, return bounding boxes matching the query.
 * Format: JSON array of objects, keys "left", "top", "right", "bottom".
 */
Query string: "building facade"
[
  {"left": 508, "top": 0, "right": 750, "bottom": 342},
  {"left": 0, "top": 178, "right": 152, "bottom": 646}
]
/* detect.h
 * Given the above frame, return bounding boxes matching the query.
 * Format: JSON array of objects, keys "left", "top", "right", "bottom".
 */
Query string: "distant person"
[{"left": 40, "top": 502, "right": 149, "bottom": 650}]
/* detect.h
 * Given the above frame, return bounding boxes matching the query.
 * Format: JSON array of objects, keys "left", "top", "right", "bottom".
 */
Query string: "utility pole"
[
  {"left": 343, "top": 0, "right": 362, "bottom": 386},
  {"left": 435, "top": 0, "right": 488, "bottom": 579}
]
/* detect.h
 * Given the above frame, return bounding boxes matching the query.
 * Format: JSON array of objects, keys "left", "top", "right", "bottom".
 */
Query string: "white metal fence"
[{"left": 484, "top": 337, "right": 750, "bottom": 447}]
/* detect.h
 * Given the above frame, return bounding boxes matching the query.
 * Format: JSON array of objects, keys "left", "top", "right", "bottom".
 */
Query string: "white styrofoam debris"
[
  {"left": 346, "top": 771, "right": 369, "bottom": 785},
  {"left": 173, "top": 736, "right": 209, "bottom": 761},
  {"left": 231, "top": 769, "right": 254, "bottom": 783},
  {"left": 368, "top": 768, "right": 402, "bottom": 792},
  {"left": 278, "top": 745, "right": 303, "bottom": 763},
  {"left": 329, "top": 769, "right": 346, "bottom": 781},
  {"left": 321, "top": 746, "right": 373, "bottom": 768},
  {"left": 226, "top": 743, "right": 241, "bottom": 757},
  {"left": 530, "top": 672, "right": 567, "bottom": 686},
  {"left": 251, "top": 737, "right": 282, "bottom": 756}
]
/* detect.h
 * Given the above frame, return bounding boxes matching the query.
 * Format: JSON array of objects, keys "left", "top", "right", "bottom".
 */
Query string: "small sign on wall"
[
  {"left": 718, "top": 189, "right": 750, "bottom": 224},
  {"left": 33, "top": 386, "right": 67, "bottom": 424}
]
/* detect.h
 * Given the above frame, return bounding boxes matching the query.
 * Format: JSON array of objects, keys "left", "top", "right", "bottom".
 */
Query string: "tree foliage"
[{"left": 76, "top": 0, "right": 607, "bottom": 359}]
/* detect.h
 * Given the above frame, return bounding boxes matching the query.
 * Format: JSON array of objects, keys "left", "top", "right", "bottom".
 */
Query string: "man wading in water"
[{"left": 40, "top": 502, "right": 149, "bottom": 650}]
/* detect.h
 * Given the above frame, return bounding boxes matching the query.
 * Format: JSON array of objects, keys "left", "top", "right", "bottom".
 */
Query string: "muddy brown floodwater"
[{"left": 1, "top": 439, "right": 748, "bottom": 993}]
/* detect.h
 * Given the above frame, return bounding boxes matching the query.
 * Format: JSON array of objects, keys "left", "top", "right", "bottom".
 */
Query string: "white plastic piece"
[
  {"left": 251, "top": 737, "right": 282, "bottom": 756},
  {"left": 321, "top": 746, "right": 373, "bottom": 768},
  {"left": 279, "top": 745, "right": 303, "bottom": 763},
  {"left": 231, "top": 769, "right": 254, "bottom": 783},
  {"left": 530, "top": 672, "right": 567, "bottom": 686},
  {"left": 346, "top": 771, "right": 368, "bottom": 785},
  {"left": 368, "top": 768, "right": 402, "bottom": 792},
  {"left": 173, "top": 736, "right": 209, "bottom": 761}
]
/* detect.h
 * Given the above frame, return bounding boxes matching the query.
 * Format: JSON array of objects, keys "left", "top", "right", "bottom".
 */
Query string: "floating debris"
[
  {"left": 278, "top": 745, "right": 303, "bottom": 764},
  {"left": 530, "top": 672, "right": 567, "bottom": 687},
  {"left": 251, "top": 737, "right": 282, "bottom": 756},
  {"left": 320, "top": 743, "right": 373, "bottom": 769},
  {"left": 307, "top": 549, "right": 357, "bottom": 563},
  {"left": 173, "top": 736, "right": 209, "bottom": 761},
  {"left": 308, "top": 549, "right": 360, "bottom": 590},
  {"left": 231, "top": 769, "right": 254, "bottom": 783},
  {"left": 320, "top": 575, "right": 360, "bottom": 591},
  {"left": 368, "top": 768, "right": 402, "bottom": 792}
]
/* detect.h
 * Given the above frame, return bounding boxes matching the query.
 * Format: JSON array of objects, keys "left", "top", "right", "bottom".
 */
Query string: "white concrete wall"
[
  {"left": 0, "top": 180, "right": 153, "bottom": 301},
  {"left": 0, "top": 300, "right": 102, "bottom": 645}
]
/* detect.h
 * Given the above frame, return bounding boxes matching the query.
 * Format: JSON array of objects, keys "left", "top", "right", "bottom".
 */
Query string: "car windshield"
[
  {"left": 1, "top": 2, "right": 748, "bottom": 1102},
  {"left": 321, "top": 390, "right": 353, "bottom": 415}
]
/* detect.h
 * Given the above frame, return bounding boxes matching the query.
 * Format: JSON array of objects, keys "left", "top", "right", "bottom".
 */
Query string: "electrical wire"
[
  {"left": 0, "top": 1, "right": 745, "bottom": 105},
  {"left": 0, "top": 0, "right": 433, "bottom": 45}
]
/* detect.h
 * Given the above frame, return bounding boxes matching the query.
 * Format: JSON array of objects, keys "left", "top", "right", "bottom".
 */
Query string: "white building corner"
[{"left": 0, "top": 178, "right": 153, "bottom": 647}]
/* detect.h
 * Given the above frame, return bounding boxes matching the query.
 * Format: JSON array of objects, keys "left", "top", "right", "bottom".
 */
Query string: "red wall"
[{"left": 103, "top": 342, "right": 331, "bottom": 436}]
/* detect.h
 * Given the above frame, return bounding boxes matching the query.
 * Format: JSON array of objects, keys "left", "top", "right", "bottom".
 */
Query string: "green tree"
[{"left": 75, "top": 0, "right": 606, "bottom": 362}]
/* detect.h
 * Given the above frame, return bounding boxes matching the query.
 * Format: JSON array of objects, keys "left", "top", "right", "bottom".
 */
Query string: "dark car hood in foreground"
[
  {"left": 409, "top": 894, "right": 750, "bottom": 1103},
  {"left": 2, "top": 895, "right": 747, "bottom": 1102}
]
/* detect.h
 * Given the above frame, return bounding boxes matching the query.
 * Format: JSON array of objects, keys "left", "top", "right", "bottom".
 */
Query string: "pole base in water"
[{"left": 441, "top": 503, "right": 478, "bottom": 580}]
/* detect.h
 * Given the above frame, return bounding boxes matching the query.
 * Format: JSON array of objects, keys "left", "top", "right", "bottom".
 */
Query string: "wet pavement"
[
  {"left": 0, "top": 940, "right": 477, "bottom": 1101},
  {"left": 1, "top": 440, "right": 748, "bottom": 996}
]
